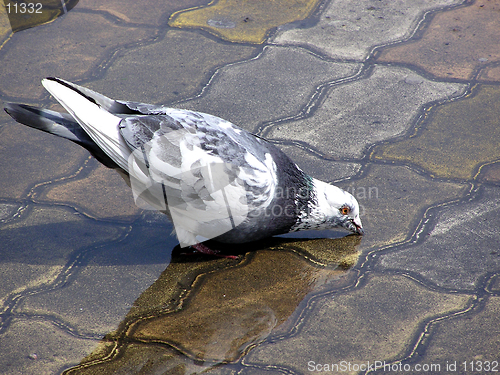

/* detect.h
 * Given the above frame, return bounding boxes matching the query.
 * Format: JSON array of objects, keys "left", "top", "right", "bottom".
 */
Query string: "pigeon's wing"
[
  {"left": 46, "top": 78, "right": 147, "bottom": 116},
  {"left": 115, "top": 100, "right": 172, "bottom": 116},
  {"left": 119, "top": 109, "right": 277, "bottom": 247},
  {"left": 54, "top": 79, "right": 180, "bottom": 116}
]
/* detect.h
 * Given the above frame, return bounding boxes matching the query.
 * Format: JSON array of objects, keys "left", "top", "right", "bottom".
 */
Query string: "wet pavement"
[{"left": 0, "top": 0, "right": 499, "bottom": 374}]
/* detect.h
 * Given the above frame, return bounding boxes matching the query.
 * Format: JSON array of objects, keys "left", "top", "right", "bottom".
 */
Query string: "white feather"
[
  {"left": 41, "top": 79, "right": 130, "bottom": 170},
  {"left": 127, "top": 127, "right": 257, "bottom": 247}
]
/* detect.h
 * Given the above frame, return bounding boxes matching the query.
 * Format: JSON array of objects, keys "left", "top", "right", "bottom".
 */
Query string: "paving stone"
[
  {"left": 131, "top": 248, "right": 357, "bottom": 363},
  {"left": 276, "top": 144, "right": 361, "bottom": 182},
  {"left": 0, "top": 202, "right": 18, "bottom": 222},
  {"left": 371, "top": 84, "right": 500, "bottom": 180},
  {"left": 245, "top": 274, "right": 469, "bottom": 374},
  {"left": 376, "top": 0, "right": 500, "bottom": 81},
  {"left": 271, "top": 0, "right": 460, "bottom": 61},
  {"left": 78, "top": 0, "right": 207, "bottom": 26},
  {"left": 0, "top": 205, "right": 123, "bottom": 308},
  {"left": 62, "top": 242, "right": 358, "bottom": 372},
  {"left": 0, "top": 262, "right": 62, "bottom": 310},
  {"left": 119, "top": 245, "right": 248, "bottom": 323},
  {"left": 66, "top": 343, "right": 215, "bottom": 375},
  {"left": 479, "top": 65, "right": 500, "bottom": 83},
  {"left": 41, "top": 162, "right": 141, "bottom": 221},
  {"left": 336, "top": 164, "right": 467, "bottom": 252},
  {"left": 266, "top": 65, "right": 465, "bottom": 159},
  {"left": 87, "top": 29, "right": 258, "bottom": 105},
  {"left": 19, "top": 219, "right": 172, "bottom": 336},
  {"left": 1, "top": 0, "right": 498, "bottom": 372},
  {"left": 2, "top": 0, "right": 77, "bottom": 34},
  {"left": 114, "top": 236, "right": 360, "bottom": 326},
  {"left": 0, "top": 123, "right": 88, "bottom": 200},
  {"left": 0, "top": 319, "right": 98, "bottom": 375},
  {"left": 0, "top": 10, "right": 151, "bottom": 100},
  {"left": 489, "top": 275, "right": 500, "bottom": 293},
  {"left": 0, "top": 107, "right": 11, "bottom": 125},
  {"left": 410, "top": 296, "right": 500, "bottom": 372},
  {"left": 206, "top": 367, "right": 246, "bottom": 375},
  {"left": 177, "top": 46, "right": 360, "bottom": 133},
  {"left": 376, "top": 186, "right": 500, "bottom": 291},
  {"left": 237, "top": 368, "right": 284, "bottom": 375},
  {"left": 0, "top": 5, "right": 12, "bottom": 44},
  {"left": 169, "top": 0, "right": 321, "bottom": 44},
  {"left": 477, "top": 161, "right": 500, "bottom": 185}
]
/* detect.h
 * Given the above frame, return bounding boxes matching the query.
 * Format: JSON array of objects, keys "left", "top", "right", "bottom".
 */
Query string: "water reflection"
[{"left": 66, "top": 235, "right": 361, "bottom": 373}]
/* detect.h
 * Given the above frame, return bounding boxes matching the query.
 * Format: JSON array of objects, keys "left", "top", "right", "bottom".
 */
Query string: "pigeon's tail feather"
[
  {"left": 41, "top": 77, "right": 131, "bottom": 171},
  {"left": 4, "top": 103, "right": 119, "bottom": 169},
  {"left": 5, "top": 103, "right": 79, "bottom": 140}
]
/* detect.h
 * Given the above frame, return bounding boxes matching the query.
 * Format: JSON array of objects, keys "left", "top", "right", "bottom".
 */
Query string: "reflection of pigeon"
[{"left": 4, "top": 78, "right": 363, "bottom": 256}]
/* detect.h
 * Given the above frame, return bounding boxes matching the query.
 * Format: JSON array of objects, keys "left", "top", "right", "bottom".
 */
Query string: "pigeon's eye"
[{"left": 339, "top": 206, "right": 350, "bottom": 215}]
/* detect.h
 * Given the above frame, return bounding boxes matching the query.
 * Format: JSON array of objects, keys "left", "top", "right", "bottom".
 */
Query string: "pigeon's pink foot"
[{"left": 189, "top": 243, "right": 239, "bottom": 260}]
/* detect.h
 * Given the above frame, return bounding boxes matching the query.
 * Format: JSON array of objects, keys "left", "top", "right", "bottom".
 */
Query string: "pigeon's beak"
[
  {"left": 344, "top": 216, "right": 364, "bottom": 235},
  {"left": 354, "top": 223, "right": 364, "bottom": 235},
  {"left": 353, "top": 216, "right": 364, "bottom": 235}
]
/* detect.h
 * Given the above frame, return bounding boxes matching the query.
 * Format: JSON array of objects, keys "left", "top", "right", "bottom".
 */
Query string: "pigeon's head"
[{"left": 315, "top": 180, "right": 364, "bottom": 235}]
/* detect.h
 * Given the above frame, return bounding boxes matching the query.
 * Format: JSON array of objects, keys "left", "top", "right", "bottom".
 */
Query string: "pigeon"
[{"left": 4, "top": 78, "right": 363, "bottom": 257}]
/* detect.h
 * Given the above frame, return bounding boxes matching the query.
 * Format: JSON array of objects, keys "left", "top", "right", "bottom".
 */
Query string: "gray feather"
[{"left": 4, "top": 103, "right": 118, "bottom": 169}]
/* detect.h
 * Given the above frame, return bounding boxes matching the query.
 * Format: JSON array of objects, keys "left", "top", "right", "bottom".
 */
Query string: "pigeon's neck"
[{"left": 290, "top": 178, "right": 343, "bottom": 232}]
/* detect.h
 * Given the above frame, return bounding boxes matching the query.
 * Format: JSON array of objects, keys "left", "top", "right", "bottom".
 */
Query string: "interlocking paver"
[
  {"left": 479, "top": 65, "right": 500, "bottom": 82},
  {"left": 70, "top": 343, "right": 214, "bottom": 375},
  {"left": 477, "top": 162, "right": 500, "bottom": 184},
  {"left": 169, "top": 0, "right": 321, "bottom": 44},
  {"left": 78, "top": 0, "right": 207, "bottom": 26},
  {"left": 132, "top": 247, "right": 356, "bottom": 362},
  {"left": 266, "top": 65, "right": 465, "bottom": 159},
  {"left": 0, "top": 319, "right": 97, "bottom": 375},
  {"left": 0, "top": 124, "right": 88, "bottom": 199},
  {"left": 87, "top": 29, "right": 258, "bottom": 105},
  {"left": 376, "top": 0, "right": 500, "bottom": 81},
  {"left": 376, "top": 186, "right": 500, "bottom": 291},
  {"left": 245, "top": 274, "right": 469, "bottom": 374},
  {"left": 410, "top": 296, "right": 500, "bottom": 371},
  {"left": 19, "top": 219, "right": 172, "bottom": 336},
  {"left": 372, "top": 84, "right": 500, "bottom": 180},
  {"left": 0, "top": 0, "right": 497, "bottom": 373},
  {"left": 274, "top": 144, "right": 362, "bottom": 182},
  {"left": 177, "top": 46, "right": 360, "bottom": 133},
  {"left": 336, "top": 164, "right": 467, "bottom": 251},
  {"left": 0, "top": 11, "right": 151, "bottom": 100},
  {"left": 0, "top": 205, "right": 123, "bottom": 305},
  {"left": 271, "top": 0, "right": 461, "bottom": 61},
  {"left": 41, "top": 163, "right": 140, "bottom": 220}
]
